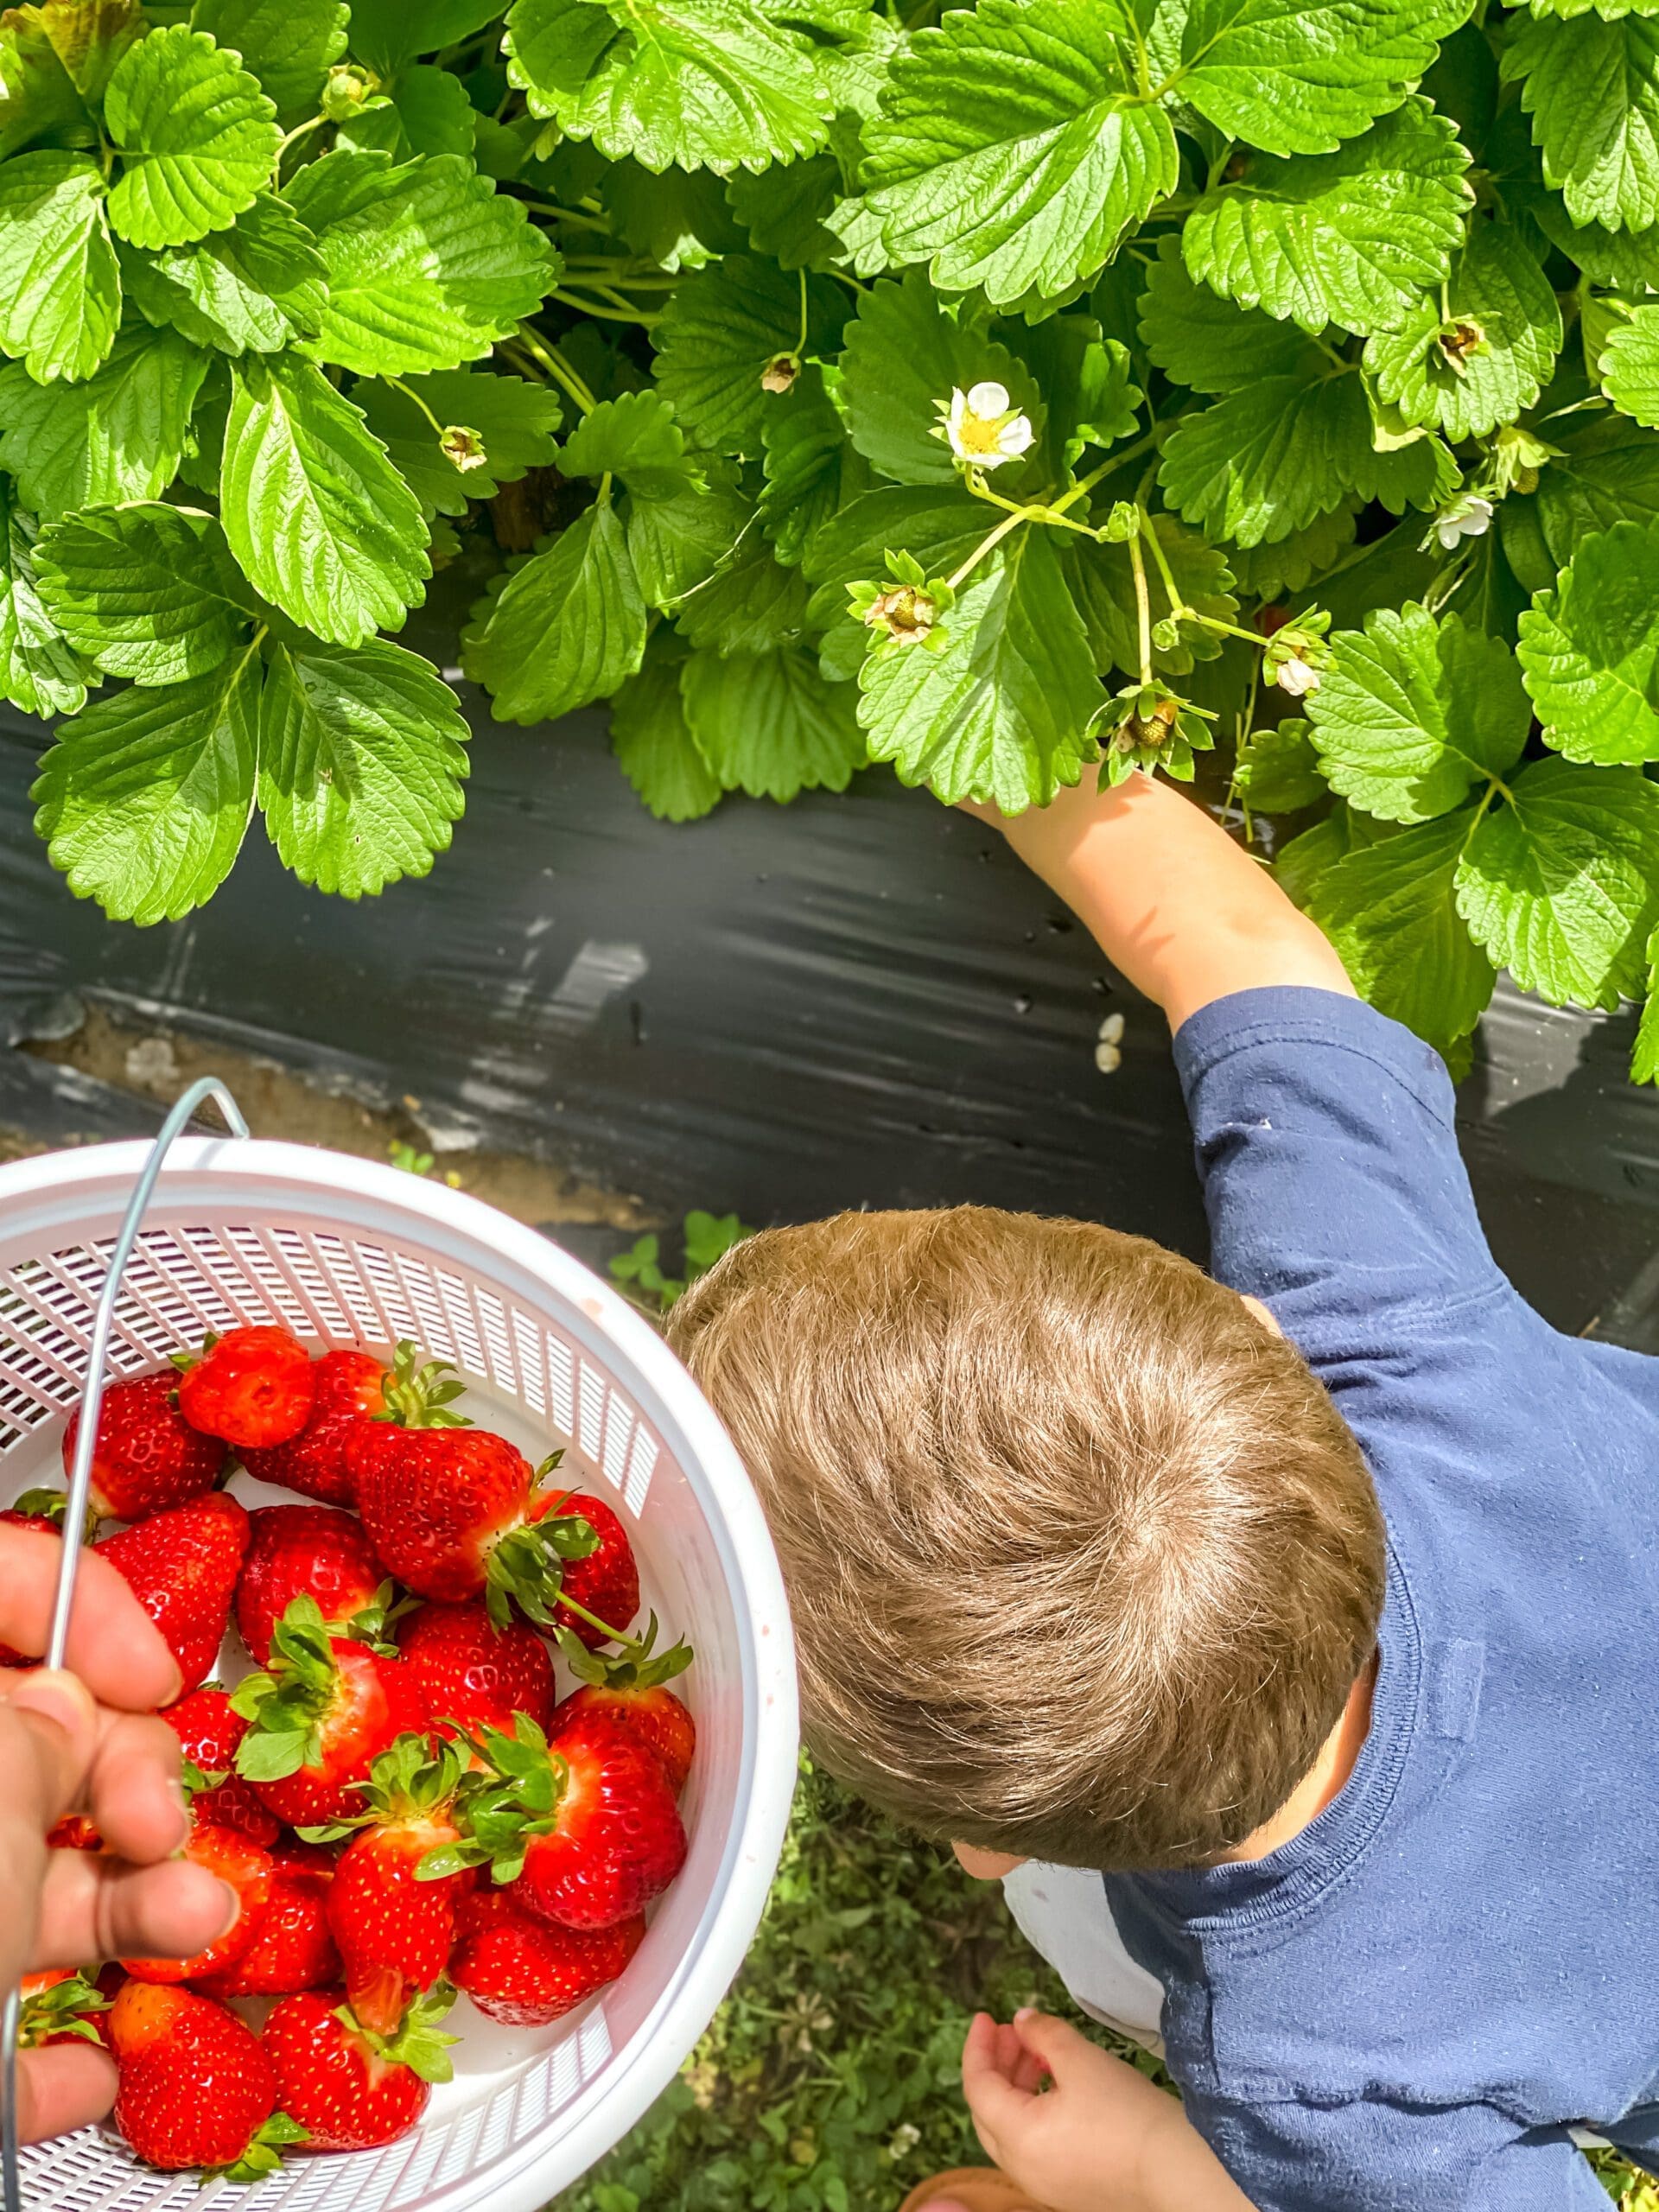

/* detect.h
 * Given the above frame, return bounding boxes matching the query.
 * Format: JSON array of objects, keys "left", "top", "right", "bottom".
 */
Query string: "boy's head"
[{"left": 667, "top": 1205, "right": 1385, "bottom": 1873}]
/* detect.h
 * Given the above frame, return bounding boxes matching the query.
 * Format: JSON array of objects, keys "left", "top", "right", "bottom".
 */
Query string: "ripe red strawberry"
[
  {"left": 537, "top": 1491, "right": 640, "bottom": 1649},
  {"left": 235, "top": 1503, "right": 394, "bottom": 1666},
  {"left": 18, "top": 1970, "right": 111, "bottom": 2050},
  {"left": 448, "top": 1707, "right": 686, "bottom": 1932},
  {"left": 239, "top": 1347, "right": 388, "bottom": 1507},
  {"left": 0, "top": 1492, "right": 69, "bottom": 1667},
  {"left": 162, "top": 1686, "right": 281, "bottom": 1847},
  {"left": 97, "top": 1492, "right": 250, "bottom": 1695},
  {"left": 450, "top": 1890, "right": 645, "bottom": 2025},
  {"left": 318, "top": 1734, "right": 467, "bottom": 2036},
  {"left": 200, "top": 1843, "right": 340, "bottom": 1999},
  {"left": 62, "top": 1370, "right": 226, "bottom": 1522},
  {"left": 122, "top": 1822, "right": 274, "bottom": 1983},
  {"left": 349, "top": 1352, "right": 596, "bottom": 1624},
  {"left": 175, "top": 1325, "right": 315, "bottom": 1451},
  {"left": 554, "top": 1612, "right": 696, "bottom": 1793},
  {"left": 399, "top": 1599, "right": 554, "bottom": 1738},
  {"left": 232, "top": 1597, "right": 431, "bottom": 1828},
  {"left": 109, "top": 1980, "right": 306, "bottom": 2178},
  {"left": 263, "top": 1986, "right": 456, "bottom": 2152},
  {"left": 47, "top": 1815, "right": 102, "bottom": 1851}
]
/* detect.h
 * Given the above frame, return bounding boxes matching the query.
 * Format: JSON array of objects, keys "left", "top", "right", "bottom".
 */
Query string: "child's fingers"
[
  {"left": 1012, "top": 2009, "right": 1102, "bottom": 2082},
  {"left": 31, "top": 1847, "right": 238, "bottom": 1970},
  {"left": 14, "top": 2041, "right": 118, "bottom": 2145},
  {"left": 962, "top": 2013, "right": 1039, "bottom": 2152},
  {"left": 0, "top": 1534, "right": 181, "bottom": 1711}
]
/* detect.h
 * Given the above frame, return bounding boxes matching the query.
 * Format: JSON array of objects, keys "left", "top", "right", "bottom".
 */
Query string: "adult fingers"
[
  {"left": 0, "top": 1675, "right": 99, "bottom": 1833},
  {"left": 15, "top": 2042, "right": 118, "bottom": 2145},
  {"left": 31, "top": 1850, "right": 237, "bottom": 1972},
  {"left": 0, "top": 1532, "right": 180, "bottom": 1711},
  {"left": 84, "top": 1712, "right": 188, "bottom": 1866}
]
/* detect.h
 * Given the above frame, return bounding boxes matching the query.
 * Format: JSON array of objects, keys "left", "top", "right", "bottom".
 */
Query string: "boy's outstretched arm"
[{"left": 969, "top": 774, "right": 1353, "bottom": 1030}]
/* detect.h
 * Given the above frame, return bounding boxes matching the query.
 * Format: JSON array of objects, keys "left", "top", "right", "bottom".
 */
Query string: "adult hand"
[
  {"left": 1, "top": 1525, "right": 238, "bottom": 2143},
  {"left": 959, "top": 2010, "right": 1258, "bottom": 2212}
]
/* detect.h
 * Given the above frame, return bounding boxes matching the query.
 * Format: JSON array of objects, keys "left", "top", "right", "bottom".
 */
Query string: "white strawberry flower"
[
  {"left": 1274, "top": 655, "right": 1321, "bottom": 697},
  {"left": 936, "top": 381, "right": 1036, "bottom": 471},
  {"left": 1433, "top": 493, "right": 1494, "bottom": 551}
]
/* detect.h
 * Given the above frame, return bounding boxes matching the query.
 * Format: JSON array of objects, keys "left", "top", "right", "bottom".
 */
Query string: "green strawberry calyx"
[
  {"left": 338, "top": 1984, "right": 460, "bottom": 2086},
  {"left": 296, "top": 1728, "right": 461, "bottom": 1842},
  {"left": 481, "top": 1464, "right": 598, "bottom": 1632},
  {"left": 556, "top": 1609, "right": 693, "bottom": 1690},
  {"left": 416, "top": 1714, "right": 569, "bottom": 1888},
  {"left": 229, "top": 1597, "right": 345, "bottom": 1783},
  {"left": 218, "top": 2111, "right": 310, "bottom": 2184},
  {"left": 374, "top": 1341, "right": 472, "bottom": 1431},
  {"left": 18, "top": 1973, "right": 109, "bottom": 2050}
]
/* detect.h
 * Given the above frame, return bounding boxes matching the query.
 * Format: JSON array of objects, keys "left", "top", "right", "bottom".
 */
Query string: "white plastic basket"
[{"left": 0, "top": 1132, "right": 798, "bottom": 2212}]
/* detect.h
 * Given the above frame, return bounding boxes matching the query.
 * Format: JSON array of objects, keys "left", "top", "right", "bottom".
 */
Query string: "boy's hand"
[
  {"left": 960, "top": 2010, "right": 1258, "bottom": 2212},
  {"left": 963, "top": 774, "right": 1352, "bottom": 1032},
  {"left": 0, "top": 1526, "right": 240, "bottom": 2143}
]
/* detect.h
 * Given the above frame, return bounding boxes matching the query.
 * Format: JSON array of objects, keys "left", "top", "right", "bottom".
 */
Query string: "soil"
[{"left": 10, "top": 999, "right": 652, "bottom": 1236}]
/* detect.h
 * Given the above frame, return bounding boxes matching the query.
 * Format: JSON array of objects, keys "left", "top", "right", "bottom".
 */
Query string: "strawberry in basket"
[
  {"left": 175, "top": 1325, "right": 316, "bottom": 1450},
  {"left": 109, "top": 1981, "right": 308, "bottom": 2178},
  {"left": 427, "top": 1704, "right": 686, "bottom": 1931},
  {"left": 264, "top": 1986, "right": 458, "bottom": 2152},
  {"left": 17, "top": 1970, "right": 111, "bottom": 2050},
  {"left": 307, "top": 1732, "right": 471, "bottom": 2036},
  {"left": 231, "top": 1595, "right": 430, "bottom": 1827},
  {"left": 350, "top": 1360, "right": 601, "bottom": 1625},
  {"left": 450, "top": 1890, "right": 645, "bottom": 2026},
  {"left": 0, "top": 1491, "right": 74, "bottom": 1667},
  {"left": 554, "top": 1613, "right": 696, "bottom": 1793},
  {"left": 62, "top": 1370, "right": 226, "bottom": 1521},
  {"left": 161, "top": 1686, "right": 281, "bottom": 1847},
  {"left": 239, "top": 1346, "right": 391, "bottom": 1506},
  {"left": 398, "top": 1598, "right": 555, "bottom": 1738},
  {"left": 235, "top": 1503, "right": 397, "bottom": 1665},
  {"left": 199, "top": 1842, "right": 341, "bottom": 2000},
  {"left": 97, "top": 1491, "right": 250, "bottom": 1695},
  {"left": 543, "top": 1490, "right": 641, "bottom": 1649},
  {"left": 122, "top": 1816, "right": 274, "bottom": 1984}
]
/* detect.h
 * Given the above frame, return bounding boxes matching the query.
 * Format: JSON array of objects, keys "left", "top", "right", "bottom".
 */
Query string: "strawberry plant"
[{"left": 8, "top": 2, "right": 1659, "bottom": 1070}]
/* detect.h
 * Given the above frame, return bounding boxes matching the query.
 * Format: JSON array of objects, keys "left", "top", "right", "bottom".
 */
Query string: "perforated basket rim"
[{"left": 0, "top": 1136, "right": 799, "bottom": 2212}]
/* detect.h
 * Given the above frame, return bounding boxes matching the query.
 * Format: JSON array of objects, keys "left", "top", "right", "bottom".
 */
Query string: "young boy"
[{"left": 666, "top": 770, "right": 1659, "bottom": 2210}]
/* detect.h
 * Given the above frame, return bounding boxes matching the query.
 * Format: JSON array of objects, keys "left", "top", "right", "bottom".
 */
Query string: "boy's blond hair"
[{"left": 667, "top": 1205, "right": 1385, "bottom": 1872}]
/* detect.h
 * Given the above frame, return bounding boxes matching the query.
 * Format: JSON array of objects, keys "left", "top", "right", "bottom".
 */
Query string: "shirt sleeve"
[
  {"left": 1172, "top": 987, "right": 1507, "bottom": 1353},
  {"left": 1192, "top": 2089, "right": 1618, "bottom": 2212}
]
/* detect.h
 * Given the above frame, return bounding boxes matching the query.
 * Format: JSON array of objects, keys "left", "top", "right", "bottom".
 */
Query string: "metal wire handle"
[{"left": 0, "top": 1079, "right": 251, "bottom": 2212}]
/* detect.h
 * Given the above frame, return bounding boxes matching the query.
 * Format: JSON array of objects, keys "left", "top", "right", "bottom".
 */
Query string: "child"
[{"left": 667, "top": 770, "right": 1659, "bottom": 2209}]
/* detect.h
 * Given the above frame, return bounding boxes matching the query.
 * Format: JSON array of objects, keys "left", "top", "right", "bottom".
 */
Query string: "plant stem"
[
  {"left": 388, "top": 377, "right": 445, "bottom": 436},
  {"left": 1128, "top": 529, "right": 1154, "bottom": 684},
  {"left": 1138, "top": 509, "right": 1187, "bottom": 619},
  {"left": 550, "top": 289, "right": 660, "bottom": 324},
  {"left": 944, "top": 508, "right": 1027, "bottom": 591},
  {"left": 795, "top": 266, "right": 810, "bottom": 361},
  {"left": 272, "top": 112, "right": 325, "bottom": 178},
  {"left": 511, "top": 195, "right": 614, "bottom": 234},
  {"left": 514, "top": 324, "right": 597, "bottom": 414}
]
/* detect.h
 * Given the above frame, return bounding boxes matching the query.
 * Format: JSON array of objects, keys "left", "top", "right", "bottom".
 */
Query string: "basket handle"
[{"left": 1, "top": 1077, "right": 250, "bottom": 2212}]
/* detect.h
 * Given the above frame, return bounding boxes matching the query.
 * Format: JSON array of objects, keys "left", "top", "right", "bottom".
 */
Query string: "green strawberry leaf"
[
  {"left": 349, "top": 0, "right": 511, "bottom": 72},
  {"left": 0, "top": 151, "right": 121, "bottom": 383},
  {"left": 358, "top": 371, "right": 564, "bottom": 516},
  {"left": 626, "top": 483, "right": 752, "bottom": 609},
  {"left": 1139, "top": 237, "right": 1320, "bottom": 395},
  {"left": 760, "top": 365, "right": 862, "bottom": 567},
  {"left": 1305, "top": 810, "right": 1495, "bottom": 1055},
  {"left": 1182, "top": 99, "right": 1473, "bottom": 338},
  {"left": 727, "top": 154, "right": 841, "bottom": 271},
  {"left": 836, "top": 270, "right": 1045, "bottom": 492},
  {"left": 13, "top": 1, "right": 143, "bottom": 103},
  {"left": 104, "top": 25, "right": 279, "bottom": 251},
  {"left": 0, "top": 323, "right": 209, "bottom": 518},
  {"left": 220, "top": 355, "right": 429, "bottom": 645},
  {"left": 189, "top": 0, "right": 349, "bottom": 120},
  {"left": 1517, "top": 516, "right": 1659, "bottom": 766},
  {"left": 563, "top": 391, "right": 701, "bottom": 501},
  {"left": 1363, "top": 218, "right": 1561, "bottom": 442},
  {"left": 34, "top": 502, "right": 250, "bottom": 686},
  {"left": 856, "top": 527, "right": 1102, "bottom": 811},
  {"left": 1228, "top": 501, "right": 1361, "bottom": 600},
  {"left": 503, "top": 0, "right": 836, "bottom": 174},
  {"left": 1600, "top": 304, "right": 1659, "bottom": 427},
  {"left": 1524, "top": 189, "right": 1659, "bottom": 291},
  {"left": 1532, "top": 414, "right": 1659, "bottom": 569},
  {"left": 611, "top": 633, "right": 723, "bottom": 822},
  {"left": 672, "top": 532, "right": 809, "bottom": 655},
  {"left": 464, "top": 498, "right": 647, "bottom": 723},
  {"left": 119, "top": 193, "right": 327, "bottom": 358},
  {"left": 0, "top": 10, "right": 99, "bottom": 163},
  {"left": 0, "top": 480, "right": 87, "bottom": 717},
  {"left": 1157, "top": 370, "right": 1370, "bottom": 549},
  {"left": 32, "top": 645, "right": 263, "bottom": 924},
  {"left": 841, "top": 0, "right": 1179, "bottom": 307},
  {"left": 652, "top": 252, "right": 846, "bottom": 459},
  {"left": 801, "top": 482, "right": 988, "bottom": 677},
  {"left": 1454, "top": 756, "right": 1659, "bottom": 1008},
  {"left": 1000, "top": 313, "right": 1141, "bottom": 480},
  {"left": 1234, "top": 717, "right": 1327, "bottom": 814},
  {"left": 1634, "top": 926, "right": 1659, "bottom": 1084},
  {"left": 257, "top": 634, "right": 470, "bottom": 896},
  {"left": 1503, "top": 11, "right": 1659, "bottom": 232},
  {"left": 1307, "top": 604, "right": 1529, "bottom": 823},
  {"left": 1174, "top": 0, "right": 1470, "bottom": 158},
  {"left": 337, "top": 65, "right": 479, "bottom": 162},
  {"left": 1063, "top": 515, "right": 1238, "bottom": 679},
  {"left": 682, "top": 645, "right": 865, "bottom": 799},
  {"left": 283, "top": 151, "right": 559, "bottom": 378},
  {"left": 602, "top": 160, "right": 744, "bottom": 275}
]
